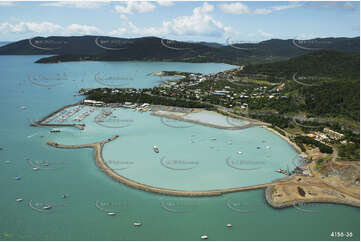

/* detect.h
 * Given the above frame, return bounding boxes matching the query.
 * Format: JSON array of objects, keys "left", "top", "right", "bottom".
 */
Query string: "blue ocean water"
[{"left": 0, "top": 56, "right": 359, "bottom": 241}]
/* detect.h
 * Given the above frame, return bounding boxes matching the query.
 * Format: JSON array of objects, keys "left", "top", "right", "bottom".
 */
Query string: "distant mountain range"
[
  {"left": 0, "top": 41, "right": 12, "bottom": 47},
  {"left": 0, "top": 36, "right": 359, "bottom": 65}
]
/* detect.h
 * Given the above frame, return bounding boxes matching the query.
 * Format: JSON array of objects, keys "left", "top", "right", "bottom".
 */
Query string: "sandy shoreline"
[{"left": 263, "top": 126, "right": 304, "bottom": 155}]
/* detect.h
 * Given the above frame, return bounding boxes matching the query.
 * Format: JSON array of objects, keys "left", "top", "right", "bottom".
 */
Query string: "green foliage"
[
  {"left": 295, "top": 135, "right": 333, "bottom": 154},
  {"left": 338, "top": 143, "right": 360, "bottom": 160},
  {"left": 239, "top": 50, "right": 360, "bottom": 122},
  {"left": 87, "top": 88, "right": 212, "bottom": 109},
  {"left": 250, "top": 114, "right": 292, "bottom": 129}
]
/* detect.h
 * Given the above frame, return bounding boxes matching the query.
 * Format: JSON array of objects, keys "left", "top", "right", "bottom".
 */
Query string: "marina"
[{"left": 0, "top": 55, "right": 358, "bottom": 241}]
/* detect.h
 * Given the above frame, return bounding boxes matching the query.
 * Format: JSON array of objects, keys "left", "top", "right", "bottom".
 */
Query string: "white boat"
[
  {"left": 16, "top": 198, "right": 23, "bottom": 202},
  {"left": 266, "top": 146, "right": 270, "bottom": 149},
  {"left": 43, "top": 205, "right": 52, "bottom": 210},
  {"left": 107, "top": 212, "right": 117, "bottom": 216},
  {"left": 153, "top": 146, "right": 159, "bottom": 153},
  {"left": 226, "top": 224, "right": 232, "bottom": 228},
  {"left": 15, "top": 176, "right": 21, "bottom": 180},
  {"left": 50, "top": 128, "right": 61, "bottom": 133},
  {"left": 32, "top": 167, "right": 39, "bottom": 171},
  {"left": 237, "top": 151, "right": 243, "bottom": 155},
  {"left": 133, "top": 222, "right": 142, "bottom": 227},
  {"left": 201, "top": 235, "right": 208, "bottom": 240}
]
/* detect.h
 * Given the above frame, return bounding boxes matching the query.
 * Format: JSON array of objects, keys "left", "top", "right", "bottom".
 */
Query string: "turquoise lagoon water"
[
  {"left": 49, "top": 106, "right": 298, "bottom": 190},
  {"left": 0, "top": 56, "right": 359, "bottom": 240}
]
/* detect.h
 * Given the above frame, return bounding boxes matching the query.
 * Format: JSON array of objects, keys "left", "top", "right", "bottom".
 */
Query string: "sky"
[{"left": 0, "top": 0, "right": 359, "bottom": 43}]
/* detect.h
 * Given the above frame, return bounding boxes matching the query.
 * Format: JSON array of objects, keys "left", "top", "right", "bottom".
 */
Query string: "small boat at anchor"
[
  {"left": 43, "top": 205, "right": 52, "bottom": 210},
  {"left": 16, "top": 198, "right": 23, "bottom": 202},
  {"left": 237, "top": 151, "right": 243, "bottom": 155},
  {"left": 133, "top": 222, "right": 142, "bottom": 227},
  {"left": 201, "top": 235, "right": 208, "bottom": 240},
  {"left": 226, "top": 224, "right": 232, "bottom": 228},
  {"left": 107, "top": 212, "right": 117, "bottom": 216},
  {"left": 153, "top": 146, "right": 159, "bottom": 153},
  {"left": 50, "top": 128, "right": 61, "bottom": 133}
]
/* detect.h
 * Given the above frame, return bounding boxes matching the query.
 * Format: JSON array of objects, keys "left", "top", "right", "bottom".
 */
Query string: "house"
[{"left": 323, "top": 128, "right": 344, "bottom": 140}]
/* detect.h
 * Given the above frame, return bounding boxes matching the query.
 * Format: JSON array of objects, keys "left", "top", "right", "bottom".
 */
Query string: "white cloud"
[
  {"left": 304, "top": 1, "right": 358, "bottom": 11},
  {"left": 253, "top": 8, "right": 272, "bottom": 15},
  {"left": 258, "top": 30, "right": 273, "bottom": 38},
  {"left": 40, "top": 1, "right": 105, "bottom": 9},
  {"left": 0, "top": 21, "right": 63, "bottom": 34},
  {"left": 219, "top": 2, "right": 300, "bottom": 15},
  {"left": 64, "top": 24, "right": 102, "bottom": 35},
  {"left": 0, "top": 21, "right": 102, "bottom": 35},
  {"left": 219, "top": 2, "right": 250, "bottom": 15},
  {"left": 271, "top": 4, "right": 300, "bottom": 11},
  {"left": 168, "top": 2, "right": 231, "bottom": 36},
  {"left": 0, "top": 1, "right": 14, "bottom": 6},
  {"left": 115, "top": 1, "right": 156, "bottom": 15},
  {"left": 157, "top": 1, "right": 173, "bottom": 7},
  {"left": 110, "top": 2, "right": 232, "bottom": 38}
]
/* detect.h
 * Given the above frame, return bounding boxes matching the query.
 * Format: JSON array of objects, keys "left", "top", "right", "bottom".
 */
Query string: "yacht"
[
  {"left": 16, "top": 198, "right": 23, "bottom": 202},
  {"left": 226, "top": 224, "right": 232, "bottom": 228},
  {"left": 15, "top": 176, "right": 21, "bottom": 180},
  {"left": 43, "top": 205, "right": 52, "bottom": 210},
  {"left": 201, "top": 235, "right": 208, "bottom": 240},
  {"left": 50, "top": 128, "right": 61, "bottom": 133},
  {"left": 237, "top": 151, "right": 243, "bottom": 155},
  {"left": 133, "top": 222, "right": 142, "bottom": 227},
  {"left": 266, "top": 146, "right": 271, "bottom": 149},
  {"left": 107, "top": 212, "right": 117, "bottom": 216},
  {"left": 153, "top": 146, "right": 159, "bottom": 153},
  {"left": 32, "top": 167, "right": 39, "bottom": 171}
]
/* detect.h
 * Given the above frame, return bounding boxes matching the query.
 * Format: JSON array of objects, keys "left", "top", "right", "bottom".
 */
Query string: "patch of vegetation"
[
  {"left": 86, "top": 88, "right": 212, "bottom": 109},
  {"left": 315, "top": 158, "right": 327, "bottom": 170},
  {"left": 239, "top": 50, "right": 360, "bottom": 122},
  {"left": 338, "top": 143, "right": 360, "bottom": 161},
  {"left": 297, "top": 186, "right": 306, "bottom": 197},
  {"left": 294, "top": 135, "right": 333, "bottom": 154}
]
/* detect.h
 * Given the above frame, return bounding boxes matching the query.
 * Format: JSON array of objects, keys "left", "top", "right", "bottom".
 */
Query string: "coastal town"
[{"left": 26, "top": 65, "right": 358, "bottom": 210}]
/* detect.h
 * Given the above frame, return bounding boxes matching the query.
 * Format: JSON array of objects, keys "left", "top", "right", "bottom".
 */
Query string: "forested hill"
[
  {"left": 239, "top": 50, "right": 360, "bottom": 122},
  {"left": 0, "top": 35, "right": 359, "bottom": 65},
  {"left": 240, "top": 50, "right": 360, "bottom": 80}
]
